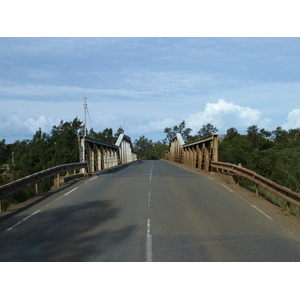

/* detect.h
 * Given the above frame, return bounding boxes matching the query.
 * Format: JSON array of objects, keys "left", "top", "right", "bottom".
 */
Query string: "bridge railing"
[
  {"left": 211, "top": 161, "right": 300, "bottom": 209},
  {"left": 0, "top": 162, "right": 88, "bottom": 212}
]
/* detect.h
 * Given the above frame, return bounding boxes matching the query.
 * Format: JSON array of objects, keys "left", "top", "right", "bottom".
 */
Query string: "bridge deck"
[{"left": 1, "top": 160, "right": 300, "bottom": 262}]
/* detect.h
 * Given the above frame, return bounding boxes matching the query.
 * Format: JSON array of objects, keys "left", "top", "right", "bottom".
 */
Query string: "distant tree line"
[
  {"left": 164, "top": 121, "right": 218, "bottom": 143},
  {"left": 132, "top": 136, "right": 169, "bottom": 160},
  {"left": 2, "top": 116, "right": 300, "bottom": 207}
]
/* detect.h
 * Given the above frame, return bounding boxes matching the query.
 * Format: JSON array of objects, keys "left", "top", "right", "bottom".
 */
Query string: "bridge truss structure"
[
  {"left": 79, "top": 134, "right": 137, "bottom": 173},
  {"left": 165, "top": 133, "right": 219, "bottom": 171}
]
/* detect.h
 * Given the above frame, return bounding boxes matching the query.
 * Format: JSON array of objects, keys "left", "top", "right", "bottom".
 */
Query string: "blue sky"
[{"left": 1, "top": 37, "right": 300, "bottom": 144}]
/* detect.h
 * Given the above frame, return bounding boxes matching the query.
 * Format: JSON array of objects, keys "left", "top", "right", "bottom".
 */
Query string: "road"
[{"left": 1, "top": 160, "right": 300, "bottom": 261}]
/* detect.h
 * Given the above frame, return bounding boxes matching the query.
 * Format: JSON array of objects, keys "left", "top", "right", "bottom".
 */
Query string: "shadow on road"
[
  {"left": 0, "top": 176, "right": 87, "bottom": 224},
  {"left": 0, "top": 198, "right": 138, "bottom": 262},
  {"left": 95, "top": 160, "right": 144, "bottom": 175}
]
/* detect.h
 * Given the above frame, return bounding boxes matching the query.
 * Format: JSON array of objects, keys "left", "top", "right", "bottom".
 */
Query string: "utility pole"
[
  {"left": 84, "top": 97, "right": 87, "bottom": 136},
  {"left": 81, "top": 97, "right": 87, "bottom": 173}
]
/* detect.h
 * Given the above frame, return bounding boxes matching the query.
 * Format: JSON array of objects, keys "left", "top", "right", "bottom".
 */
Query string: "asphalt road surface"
[{"left": 1, "top": 160, "right": 300, "bottom": 261}]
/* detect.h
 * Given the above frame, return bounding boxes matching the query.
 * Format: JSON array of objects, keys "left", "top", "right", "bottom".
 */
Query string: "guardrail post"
[
  {"left": 35, "top": 183, "right": 39, "bottom": 196},
  {"left": 233, "top": 174, "right": 241, "bottom": 186},
  {"left": 255, "top": 183, "right": 259, "bottom": 196},
  {"left": 57, "top": 173, "right": 60, "bottom": 187}
]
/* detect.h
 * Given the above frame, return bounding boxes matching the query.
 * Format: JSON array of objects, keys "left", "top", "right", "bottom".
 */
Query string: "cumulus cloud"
[
  {"left": 124, "top": 99, "right": 273, "bottom": 138},
  {"left": 186, "top": 99, "right": 271, "bottom": 133},
  {"left": 0, "top": 114, "right": 61, "bottom": 142},
  {"left": 282, "top": 109, "right": 300, "bottom": 129}
]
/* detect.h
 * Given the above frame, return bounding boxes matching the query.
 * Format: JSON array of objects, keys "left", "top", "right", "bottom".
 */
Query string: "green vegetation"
[
  {"left": 2, "top": 116, "right": 300, "bottom": 215},
  {"left": 133, "top": 137, "right": 169, "bottom": 160},
  {"left": 217, "top": 125, "right": 300, "bottom": 217},
  {"left": 0, "top": 118, "right": 127, "bottom": 207},
  {"left": 218, "top": 125, "right": 300, "bottom": 194},
  {"left": 164, "top": 121, "right": 218, "bottom": 143}
]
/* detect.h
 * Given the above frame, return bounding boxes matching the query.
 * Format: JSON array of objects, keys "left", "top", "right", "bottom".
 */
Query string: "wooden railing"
[
  {"left": 211, "top": 161, "right": 300, "bottom": 208},
  {"left": 0, "top": 162, "right": 88, "bottom": 212}
]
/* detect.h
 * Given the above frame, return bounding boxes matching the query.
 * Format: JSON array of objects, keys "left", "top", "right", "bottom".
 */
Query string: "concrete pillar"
[
  {"left": 90, "top": 144, "right": 95, "bottom": 172},
  {"left": 104, "top": 146, "right": 108, "bottom": 169},
  {"left": 188, "top": 148, "right": 192, "bottom": 166},
  {"left": 109, "top": 148, "right": 112, "bottom": 167},
  {"left": 100, "top": 145, "right": 104, "bottom": 170},
  {"left": 192, "top": 146, "right": 197, "bottom": 168},
  {"left": 97, "top": 146, "right": 101, "bottom": 170},
  {"left": 198, "top": 145, "right": 203, "bottom": 170},
  {"left": 114, "top": 149, "right": 118, "bottom": 166},
  {"left": 203, "top": 142, "right": 209, "bottom": 171},
  {"left": 212, "top": 135, "right": 219, "bottom": 162},
  {"left": 195, "top": 145, "right": 199, "bottom": 169}
]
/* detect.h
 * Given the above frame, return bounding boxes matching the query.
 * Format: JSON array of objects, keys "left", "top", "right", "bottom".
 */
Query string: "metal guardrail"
[
  {"left": 0, "top": 162, "right": 88, "bottom": 207},
  {"left": 211, "top": 161, "right": 300, "bottom": 208}
]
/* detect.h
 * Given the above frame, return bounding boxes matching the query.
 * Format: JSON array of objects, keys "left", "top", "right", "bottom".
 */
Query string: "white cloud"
[
  {"left": 282, "top": 109, "right": 300, "bottom": 129},
  {"left": 0, "top": 113, "right": 61, "bottom": 142},
  {"left": 186, "top": 99, "right": 271, "bottom": 133},
  {"left": 24, "top": 115, "right": 48, "bottom": 133},
  {"left": 135, "top": 118, "right": 177, "bottom": 134},
  {"left": 0, "top": 81, "right": 148, "bottom": 99}
]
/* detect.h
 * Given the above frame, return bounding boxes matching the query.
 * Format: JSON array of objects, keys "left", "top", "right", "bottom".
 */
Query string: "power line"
[
  {"left": 83, "top": 97, "right": 93, "bottom": 135},
  {"left": 87, "top": 106, "right": 93, "bottom": 131}
]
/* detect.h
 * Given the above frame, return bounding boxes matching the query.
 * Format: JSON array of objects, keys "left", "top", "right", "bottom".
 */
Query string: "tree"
[
  {"left": 114, "top": 127, "right": 125, "bottom": 138},
  {"left": 224, "top": 127, "right": 239, "bottom": 140},
  {"left": 164, "top": 121, "right": 192, "bottom": 143},
  {"left": 133, "top": 136, "right": 154, "bottom": 160},
  {"left": 219, "top": 130, "right": 250, "bottom": 167},
  {"left": 89, "top": 127, "right": 124, "bottom": 144},
  {"left": 50, "top": 118, "right": 83, "bottom": 166},
  {"left": 147, "top": 144, "right": 169, "bottom": 160},
  {"left": 246, "top": 125, "right": 272, "bottom": 151},
  {"left": 0, "top": 139, "right": 11, "bottom": 166},
  {"left": 198, "top": 123, "right": 218, "bottom": 138}
]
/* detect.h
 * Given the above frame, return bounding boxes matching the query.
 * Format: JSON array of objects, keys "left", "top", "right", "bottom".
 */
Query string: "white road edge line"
[
  {"left": 215, "top": 179, "right": 273, "bottom": 221},
  {"left": 251, "top": 204, "right": 273, "bottom": 220},
  {"left": 7, "top": 210, "right": 41, "bottom": 231},
  {"left": 6, "top": 183, "right": 83, "bottom": 231},
  {"left": 222, "top": 184, "right": 233, "bottom": 192},
  {"left": 64, "top": 187, "right": 78, "bottom": 196}
]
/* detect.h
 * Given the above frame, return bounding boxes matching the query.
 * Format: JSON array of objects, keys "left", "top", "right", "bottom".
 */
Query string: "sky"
[
  {"left": 1, "top": 1, "right": 300, "bottom": 145},
  {"left": 1, "top": 37, "right": 300, "bottom": 144}
]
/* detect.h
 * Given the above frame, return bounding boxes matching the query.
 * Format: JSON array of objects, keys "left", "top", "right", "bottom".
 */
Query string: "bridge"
[
  {"left": 79, "top": 133, "right": 137, "bottom": 173},
  {"left": 1, "top": 133, "right": 300, "bottom": 261}
]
